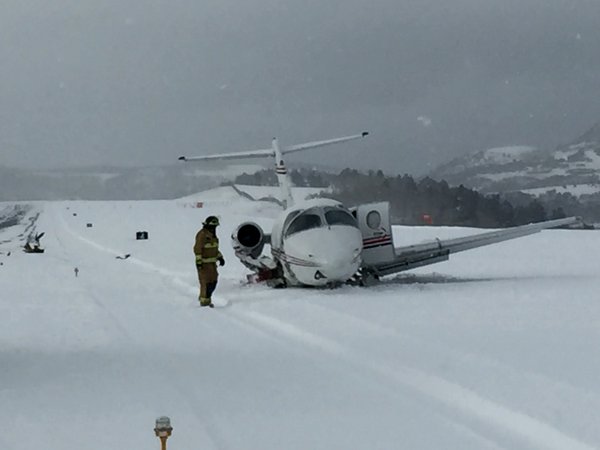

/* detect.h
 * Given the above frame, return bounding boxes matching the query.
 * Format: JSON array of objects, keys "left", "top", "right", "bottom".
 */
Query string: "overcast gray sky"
[{"left": 2, "top": 0, "right": 600, "bottom": 174}]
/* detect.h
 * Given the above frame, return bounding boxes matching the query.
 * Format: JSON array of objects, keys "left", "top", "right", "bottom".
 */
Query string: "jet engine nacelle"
[{"left": 232, "top": 222, "right": 267, "bottom": 259}]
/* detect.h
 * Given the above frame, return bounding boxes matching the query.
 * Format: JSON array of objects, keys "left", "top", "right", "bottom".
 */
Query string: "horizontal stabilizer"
[
  {"left": 179, "top": 148, "right": 273, "bottom": 162},
  {"left": 282, "top": 132, "right": 369, "bottom": 155},
  {"left": 179, "top": 132, "right": 369, "bottom": 162}
]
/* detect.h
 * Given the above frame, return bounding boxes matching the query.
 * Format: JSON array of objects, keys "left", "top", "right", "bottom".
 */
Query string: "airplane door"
[{"left": 354, "top": 202, "right": 395, "bottom": 265}]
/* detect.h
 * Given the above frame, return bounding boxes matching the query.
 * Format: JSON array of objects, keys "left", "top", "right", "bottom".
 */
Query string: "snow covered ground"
[{"left": 1, "top": 189, "right": 600, "bottom": 450}]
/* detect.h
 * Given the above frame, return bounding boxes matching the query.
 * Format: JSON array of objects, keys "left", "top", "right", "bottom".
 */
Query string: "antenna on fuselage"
[{"left": 179, "top": 131, "right": 369, "bottom": 208}]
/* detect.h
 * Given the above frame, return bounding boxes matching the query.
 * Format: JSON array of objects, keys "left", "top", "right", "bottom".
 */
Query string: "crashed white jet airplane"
[{"left": 179, "top": 133, "right": 580, "bottom": 287}]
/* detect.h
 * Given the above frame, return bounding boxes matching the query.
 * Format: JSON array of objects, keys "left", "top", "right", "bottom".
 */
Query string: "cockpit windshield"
[
  {"left": 285, "top": 213, "right": 322, "bottom": 237},
  {"left": 324, "top": 208, "right": 358, "bottom": 227},
  {"left": 285, "top": 206, "right": 358, "bottom": 237}
]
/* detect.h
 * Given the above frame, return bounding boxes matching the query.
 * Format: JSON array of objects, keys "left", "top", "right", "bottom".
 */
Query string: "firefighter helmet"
[{"left": 203, "top": 216, "right": 220, "bottom": 227}]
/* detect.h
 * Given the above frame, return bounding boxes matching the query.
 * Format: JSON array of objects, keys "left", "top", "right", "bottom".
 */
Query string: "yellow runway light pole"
[{"left": 154, "top": 416, "right": 173, "bottom": 450}]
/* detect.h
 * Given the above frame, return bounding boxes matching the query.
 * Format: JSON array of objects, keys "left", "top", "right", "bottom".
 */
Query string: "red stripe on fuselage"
[{"left": 362, "top": 235, "right": 391, "bottom": 245}]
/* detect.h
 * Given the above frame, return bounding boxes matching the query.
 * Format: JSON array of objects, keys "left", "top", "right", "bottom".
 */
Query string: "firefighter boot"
[{"left": 199, "top": 297, "right": 214, "bottom": 308}]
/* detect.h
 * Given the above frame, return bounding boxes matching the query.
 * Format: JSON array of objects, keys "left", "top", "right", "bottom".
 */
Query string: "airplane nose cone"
[{"left": 285, "top": 227, "right": 362, "bottom": 284}]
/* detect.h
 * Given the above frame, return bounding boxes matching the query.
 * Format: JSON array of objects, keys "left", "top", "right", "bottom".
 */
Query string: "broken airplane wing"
[{"left": 366, "top": 216, "right": 581, "bottom": 277}]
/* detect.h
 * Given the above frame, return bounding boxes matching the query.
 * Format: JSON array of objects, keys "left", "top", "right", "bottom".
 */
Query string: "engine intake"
[{"left": 232, "top": 222, "right": 266, "bottom": 258}]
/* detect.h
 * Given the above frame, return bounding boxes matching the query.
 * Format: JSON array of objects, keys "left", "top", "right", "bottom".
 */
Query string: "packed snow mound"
[
  {"left": 178, "top": 185, "right": 253, "bottom": 203},
  {"left": 178, "top": 184, "right": 330, "bottom": 204}
]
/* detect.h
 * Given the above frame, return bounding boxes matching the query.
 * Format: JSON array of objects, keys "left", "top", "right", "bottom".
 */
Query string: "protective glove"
[{"left": 218, "top": 257, "right": 225, "bottom": 267}]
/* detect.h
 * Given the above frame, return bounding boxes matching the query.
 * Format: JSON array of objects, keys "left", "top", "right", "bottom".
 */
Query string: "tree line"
[{"left": 234, "top": 168, "right": 597, "bottom": 227}]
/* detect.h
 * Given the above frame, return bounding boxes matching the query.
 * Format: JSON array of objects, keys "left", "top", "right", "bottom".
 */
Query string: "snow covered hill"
[
  {"left": 1, "top": 189, "right": 600, "bottom": 450},
  {"left": 430, "top": 122, "right": 600, "bottom": 200}
]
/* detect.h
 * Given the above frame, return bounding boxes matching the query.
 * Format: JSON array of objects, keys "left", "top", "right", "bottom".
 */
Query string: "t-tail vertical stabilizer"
[{"left": 178, "top": 132, "right": 369, "bottom": 208}]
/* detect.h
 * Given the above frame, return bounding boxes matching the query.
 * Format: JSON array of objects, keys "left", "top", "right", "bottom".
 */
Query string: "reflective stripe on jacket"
[{"left": 194, "top": 228, "right": 222, "bottom": 265}]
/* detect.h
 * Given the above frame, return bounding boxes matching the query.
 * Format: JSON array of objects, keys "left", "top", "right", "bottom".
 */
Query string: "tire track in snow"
[
  {"left": 216, "top": 304, "right": 506, "bottom": 448},
  {"left": 48, "top": 204, "right": 228, "bottom": 450},
  {"left": 48, "top": 205, "right": 596, "bottom": 449},
  {"left": 51, "top": 219, "right": 503, "bottom": 446},
  {"left": 52, "top": 205, "right": 203, "bottom": 300},
  {"left": 51, "top": 204, "right": 313, "bottom": 449},
  {"left": 238, "top": 290, "right": 600, "bottom": 446},
  {"left": 51, "top": 204, "right": 232, "bottom": 308},
  {"left": 309, "top": 300, "right": 600, "bottom": 419},
  {"left": 51, "top": 207, "right": 588, "bottom": 450},
  {"left": 227, "top": 307, "right": 597, "bottom": 450},
  {"left": 35, "top": 205, "right": 137, "bottom": 348}
]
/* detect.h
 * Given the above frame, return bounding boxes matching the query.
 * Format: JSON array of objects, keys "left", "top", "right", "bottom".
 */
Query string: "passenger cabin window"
[
  {"left": 286, "top": 213, "right": 322, "bottom": 237},
  {"left": 324, "top": 209, "right": 358, "bottom": 227},
  {"left": 366, "top": 210, "right": 382, "bottom": 229}
]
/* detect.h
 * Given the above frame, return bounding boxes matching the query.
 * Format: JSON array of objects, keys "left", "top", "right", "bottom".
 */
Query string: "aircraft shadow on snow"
[
  {"left": 378, "top": 273, "right": 493, "bottom": 285},
  {"left": 379, "top": 272, "right": 575, "bottom": 286}
]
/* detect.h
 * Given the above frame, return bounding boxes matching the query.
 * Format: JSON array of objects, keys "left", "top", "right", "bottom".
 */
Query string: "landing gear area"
[
  {"left": 348, "top": 268, "right": 380, "bottom": 287},
  {"left": 245, "top": 266, "right": 287, "bottom": 288}
]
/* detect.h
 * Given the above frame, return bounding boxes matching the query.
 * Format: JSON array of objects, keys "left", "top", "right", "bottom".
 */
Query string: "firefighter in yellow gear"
[{"left": 194, "top": 216, "right": 225, "bottom": 307}]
